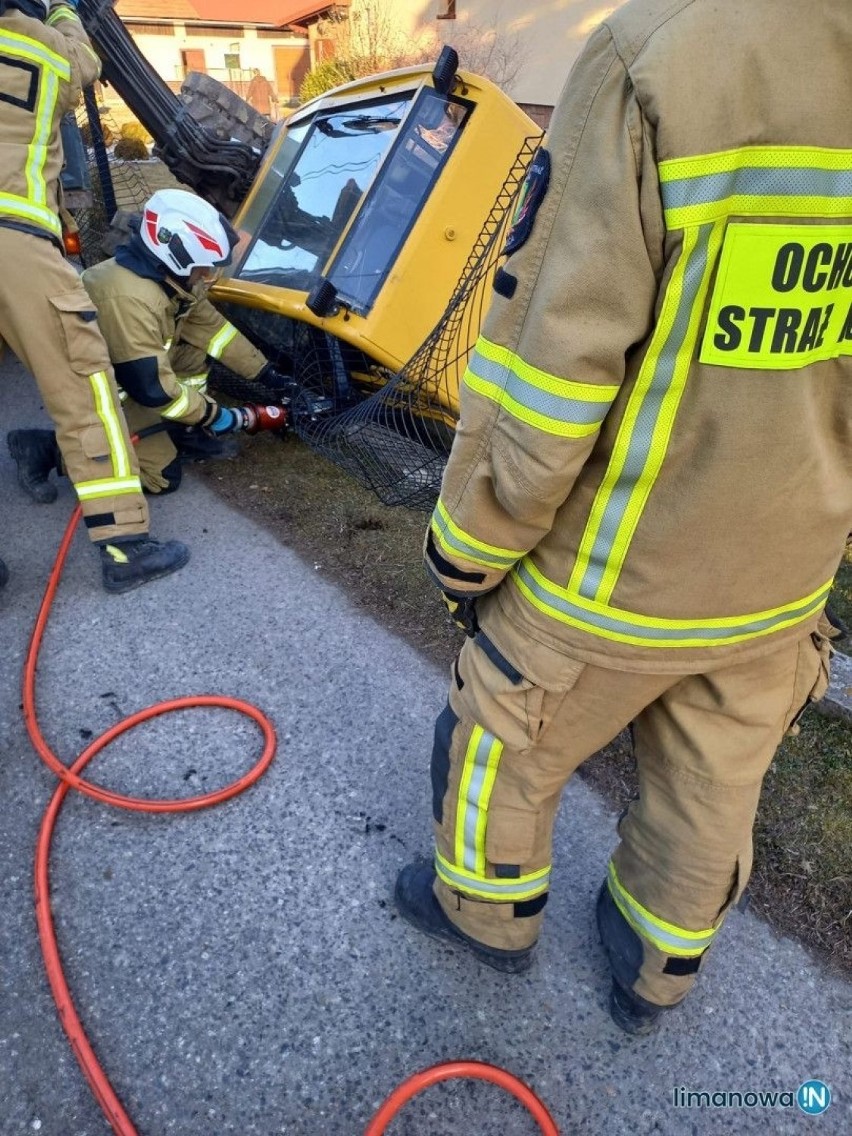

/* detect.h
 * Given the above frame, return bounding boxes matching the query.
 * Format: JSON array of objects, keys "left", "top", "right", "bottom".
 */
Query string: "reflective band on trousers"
[
  {"left": 606, "top": 862, "right": 717, "bottom": 957},
  {"left": 435, "top": 851, "right": 550, "bottom": 903},
  {"left": 436, "top": 723, "right": 551, "bottom": 903},
  {"left": 206, "top": 323, "right": 239, "bottom": 360},
  {"left": 514, "top": 556, "right": 832, "bottom": 649},
  {"left": 431, "top": 497, "right": 525, "bottom": 572},
  {"left": 463, "top": 335, "right": 618, "bottom": 438},
  {"left": 88, "top": 370, "right": 134, "bottom": 481},
  {"left": 455, "top": 724, "right": 503, "bottom": 874},
  {"left": 76, "top": 476, "right": 142, "bottom": 500},
  {"left": 659, "top": 145, "right": 852, "bottom": 229}
]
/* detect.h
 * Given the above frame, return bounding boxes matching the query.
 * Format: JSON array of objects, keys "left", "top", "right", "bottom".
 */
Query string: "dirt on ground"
[{"left": 197, "top": 431, "right": 851, "bottom": 977}]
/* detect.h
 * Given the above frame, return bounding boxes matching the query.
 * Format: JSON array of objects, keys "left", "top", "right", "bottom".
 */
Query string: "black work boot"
[
  {"left": 394, "top": 862, "right": 535, "bottom": 974},
  {"left": 595, "top": 882, "right": 667, "bottom": 1037},
  {"left": 99, "top": 536, "right": 190, "bottom": 594},
  {"left": 8, "top": 429, "right": 61, "bottom": 503},
  {"left": 168, "top": 424, "right": 239, "bottom": 462}
]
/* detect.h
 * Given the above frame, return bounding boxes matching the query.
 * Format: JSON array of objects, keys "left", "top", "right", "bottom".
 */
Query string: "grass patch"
[
  {"left": 828, "top": 545, "right": 852, "bottom": 657},
  {"left": 198, "top": 432, "right": 852, "bottom": 974}
]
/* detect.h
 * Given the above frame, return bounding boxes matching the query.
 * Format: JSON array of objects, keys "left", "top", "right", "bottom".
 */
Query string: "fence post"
[{"left": 83, "top": 85, "right": 117, "bottom": 222}]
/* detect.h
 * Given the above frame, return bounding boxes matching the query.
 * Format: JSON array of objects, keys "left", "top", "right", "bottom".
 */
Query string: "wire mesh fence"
[{"left": 216, "top": 135, "right": 540, "bottom": 510}]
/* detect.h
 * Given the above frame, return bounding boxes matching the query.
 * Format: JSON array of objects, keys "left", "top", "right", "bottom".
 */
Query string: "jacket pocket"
[{"left": 49, "top": 289, "right": 110, "bottom": 377}]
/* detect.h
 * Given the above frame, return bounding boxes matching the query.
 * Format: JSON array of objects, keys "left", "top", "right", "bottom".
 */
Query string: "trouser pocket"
[{"left": 785, "top": 629, "right": 832, "bottom": 735}]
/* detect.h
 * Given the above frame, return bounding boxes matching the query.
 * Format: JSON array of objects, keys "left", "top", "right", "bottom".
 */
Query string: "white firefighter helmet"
[{"left": 140, "top": 189, "right": 236, "bottom": 277}]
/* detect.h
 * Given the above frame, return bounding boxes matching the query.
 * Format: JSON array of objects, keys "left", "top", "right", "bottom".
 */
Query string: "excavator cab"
[{"left": 207, "top": 52, "right": 541, "bottom": 503}]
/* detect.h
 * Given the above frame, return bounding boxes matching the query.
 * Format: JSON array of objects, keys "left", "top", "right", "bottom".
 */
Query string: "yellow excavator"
[{"left": 77, "top": 2, "right": 543, "bottom": 505}]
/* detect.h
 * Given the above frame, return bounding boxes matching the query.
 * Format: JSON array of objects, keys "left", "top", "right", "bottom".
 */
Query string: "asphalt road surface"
[{"left": 1, "top": 351, "right": 849, "bottom": 1135}]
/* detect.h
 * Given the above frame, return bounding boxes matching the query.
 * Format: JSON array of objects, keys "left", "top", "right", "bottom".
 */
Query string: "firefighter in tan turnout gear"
[
  {"left": 395, "top": 0, "right": 851, "bottom": 1035},
  {"left": 10, "top": 188, "right": 290, "bottom": 503},
  {"left": 0, "top": 0, "right": 187, "bottom": 593}
]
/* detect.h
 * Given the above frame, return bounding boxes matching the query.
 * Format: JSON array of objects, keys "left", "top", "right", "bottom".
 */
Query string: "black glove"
[
  {"left": 441, "top": 589, "right": 481, "bottom": 637},
  {"left": 256, "top": 362, "right": 297, "bottom": 401}
]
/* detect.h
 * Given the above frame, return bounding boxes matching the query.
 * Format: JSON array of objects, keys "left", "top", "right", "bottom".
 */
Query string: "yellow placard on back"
[{"left": 700, "top": 223, "right": 852, "bottom": 369}]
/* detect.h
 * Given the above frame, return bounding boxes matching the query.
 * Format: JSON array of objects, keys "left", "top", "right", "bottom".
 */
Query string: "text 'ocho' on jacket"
[
  {"left": 81, "top": 258, "right": 267, "bottom": 425},
  {"left": 428, "top": 0, "right": 852, "bottom": 672}
]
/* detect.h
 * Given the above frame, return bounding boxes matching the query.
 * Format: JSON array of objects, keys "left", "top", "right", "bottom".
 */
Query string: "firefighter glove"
[{"left": 441, "top": 590, "right": 481, "bottom": 637}]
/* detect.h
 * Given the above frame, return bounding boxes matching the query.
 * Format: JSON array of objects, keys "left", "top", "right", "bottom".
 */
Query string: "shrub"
[
  {"left": 120, "top": 121, "right": 153, "bottom": 146},
  {"left": 113, "top": 137, "right": 149, "bottom": 160},
  {"left": 299, "top": 58, "right": 357, "bottom": 103},
  {"left": 79, "top": 119, "right": 115, "bottom": 148}
]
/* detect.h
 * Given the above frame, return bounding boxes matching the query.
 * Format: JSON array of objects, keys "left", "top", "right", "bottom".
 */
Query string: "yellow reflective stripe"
[
  {"left": 0, "top": 192, "right": 61, "bottom": 236},
  {"left": 454, "top": 724, "right": 503, "bottom": 874},
  {"left": 76, "top": 477, "right": 142, "bottom": 500},
  {"left": 463, "top": 336, "right": 618, "bottom": 438},
  {"left": 45, "top": 8, "right": 76, "bottom": 24},
  {"left": 206, "top": 323, "right": 238, "bottom": 360},
  {"left": 160, "top": 387, "right": 193, "bottom": 420},
  {"left": 436, "top": 851, "right": 550, "bottom": 902},
  {"left": 180, "top": 372, "right": 209, "bottom": 391},
  {"left": 28, "top": 67, "right": 59, "bottom": 206},
  {"left": 89, "top": 371, "right": 133, "bottom": 480},
  {"left": 0, "top": 30, "right": 71, "bottom": 78},
  {"left": 607, "top": 862, "right": 717, "bottom": 957},
  {"left": 431, "top": 497, "right": 524, "bottom": 571},
  {"left": 569, "top": 222, "right": 725, "bottom": 603},
  {"left": 659, "top": 146, "right": 852, "bottom": 229},
  {"left": 513, "top": 557, "right": 832, "bottom": 649}
]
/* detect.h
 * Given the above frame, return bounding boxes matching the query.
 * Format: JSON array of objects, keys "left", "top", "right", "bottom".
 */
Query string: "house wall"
[
  {"left": 372, "top": 0, "right": 624, "bottom": 113},
  {"left": 127, "top": 24, "right": 309, "bottom": 89}
]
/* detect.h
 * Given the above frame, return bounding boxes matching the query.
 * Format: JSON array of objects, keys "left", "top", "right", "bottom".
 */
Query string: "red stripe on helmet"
[
  {"left": 143, "top": 210, "right": 159, "bottom": 244},
  {"left": 185, "top": 221, "right": 224, "bottom": 256}
]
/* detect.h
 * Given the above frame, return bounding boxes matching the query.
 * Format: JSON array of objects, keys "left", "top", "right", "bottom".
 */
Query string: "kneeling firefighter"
[
  {"left": 9, "top": 188, "right": 290, "bottom": 503},
  {"left": 394, "top": 0, "right": 849, "bottom": 1035},
  {"left": 0, "top": 0, "right": 186, "bottom": 593}
]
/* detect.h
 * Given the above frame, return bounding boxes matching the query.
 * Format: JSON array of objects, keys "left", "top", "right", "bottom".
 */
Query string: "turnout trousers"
[
  {"left": 431, "top": 601, "right": 831, "bottom": 1006},
  {"left": 0, "top": 229, "right": 147, "bottom": 541}
]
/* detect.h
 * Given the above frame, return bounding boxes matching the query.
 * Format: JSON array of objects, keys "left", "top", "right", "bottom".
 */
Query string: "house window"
[{"left": 437, "top": 1, "right": 456, "bottom": 18}]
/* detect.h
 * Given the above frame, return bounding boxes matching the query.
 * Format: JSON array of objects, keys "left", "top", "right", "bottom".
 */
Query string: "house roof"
[{"left": 115, "top": 0, "right": 342, "bottom": 27}]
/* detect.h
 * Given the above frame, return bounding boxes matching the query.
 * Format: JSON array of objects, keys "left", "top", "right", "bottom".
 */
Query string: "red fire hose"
[{"left": 25, "top": 503, "right": 559, "bottom": 1136}]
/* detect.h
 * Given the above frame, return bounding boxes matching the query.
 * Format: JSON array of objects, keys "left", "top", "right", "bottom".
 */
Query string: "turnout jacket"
[
  {"left": 429, "top": 0, "right": 852, "bottom": 671},
  {"left": 0, "top": 5, "right": 99, "bottom": 245},
  {"left": 81, "top": 257, "right": 267, "bottom": 425}
]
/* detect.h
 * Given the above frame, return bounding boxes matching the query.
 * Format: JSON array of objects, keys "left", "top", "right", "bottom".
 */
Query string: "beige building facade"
[{"left": 388, "top": 0, "right": 624, "bottom": 122}]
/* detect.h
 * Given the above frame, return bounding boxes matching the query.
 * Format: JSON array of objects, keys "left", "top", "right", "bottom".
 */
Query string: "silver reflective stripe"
[
  {"left": 456, "top": 725, "right": 502, "bottom": 874},
  {"left": 662, "top": 166, "right": 852, "bottom": 213},
  {"left": 607, "top": 862, "right": 717, "bottom": 956},
  {"left": 89, "top": 371, "right": 133, "bottom": 480},
  {"left": 161, "top": 386, "right": 193, "bottom": 420},
  {"left": 76, "top": 477, "right": 142, "bottom": 500},
  {"left": 571, "top": 224, "right": 714, "bottom": 601},
  {"left": 514, "top": 558, "right": 832, "bottom": 646},
  {"left": 435, "top": 852, "right": 550, "bottom": 902},
  {"left": 206, "top": 324, "right": 238, "bottom": 359},
  {"left": 465, "top": 347, "right": 615, "bottom": 432},
  {"left": 431, "top": 499, "right": 522, "bottom": 570}
]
